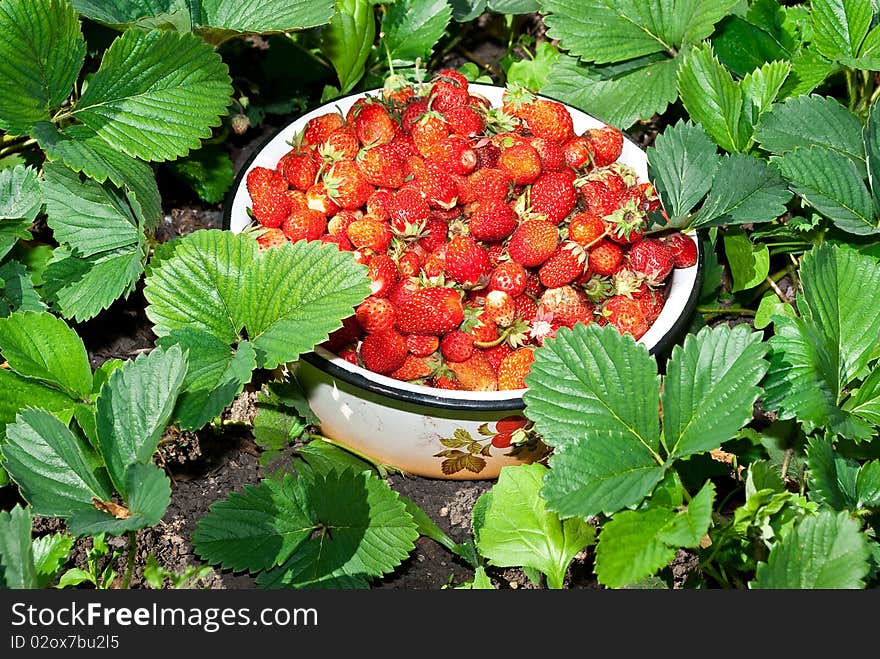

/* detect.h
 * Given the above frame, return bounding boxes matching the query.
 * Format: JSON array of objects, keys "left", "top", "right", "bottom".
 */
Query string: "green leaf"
[
  {"left": 723, "top": 230, "right": 770, "bottom": 292},
  {"left": 866, "top": 98, "right": 880, "bottom": 213},
  {"left": 783, "top": 46, "right": 840, "bottom": 98},
  {"left": 73, "top": 29, "right": 232, "bottom": 162},
  {"left": 849, "top": 366, "right": 880, "bottom": 428},
  {"left": 321, "top": 0, "right": 375, "bottom": 94},
  {"left": 0, "top": 505, "right": 37, "bottom": 589},
  {"left": 594, "top": 507, "right": 677, "bottom": 588},
  {"left": 381, "top": 0, "right": 451, "bottom": 63},
  {"left": 31, "top": 532, "right": 74, "bottom": 588},
  {"left": 96, "top": 345, "right": 186, "bottom": 498},
  {"left": 691, "top": 154, "right": 792, "bottom": 227},
  {"left": 771, "top": 147, "right": 877, "bottom": 235},
  {"left": 156, "top": 330, "right": 255, "bottom": 430},
  {"left": 539, "top": 0, "right": 736, "bottom": 64},
  {"left": 740, "top": 59, "right": 790, "bottom": 122},
  {"left": 647, "top": 120, "right": 720, "bottom": 220},
  {"left": 56, "top": 567, "right": 95, "bottom": 588},
  {"left": 33, "top": 123, "right": 162, "bottom": 230},
  {"left": 0, "top": 261, "right": 46, "bottom": 317},
  {"left": 0, "top": 311, "right": 92, "bottom": 400},
  {"left": 753, "top": 291, "right": 796, "bottom": 330},
  {"left": 2, "top": 409, "right": 112, "bottom": 519},
  {"left": 755, "top": 95, "right": 866, "bottom": 171},
  {"left": 806, "top": 435, "right": 859, "bottom": 511},
  {"left": 855, "top": 461, "right": 880, "bottom": 509},
  {"left": 507, "top": 42, "right": 560, "bottom": 91},
  {"left": 144, "top": 230, "right": 370, "bottom": 370},
  {"left": 253, "top": 380, "right": 316, "bottom": 451},
  {"left": 450, "top": 0, "right": 486, "bottom": 22},
  {"left": 487, "top": 0, "right": 538, "bottom": 12},
  {"left": 541, "top": 54, "right": 679, "bottom": 129},
  {"left": 455, "top": 566, "right": 495, "bottom": 589},
  {"left": 0, "top": 0, "right": 85, "bottom": 135},
  {"left": 197, "top": 0, "right": 335, "bottom": 35},
  {"left": 0, "top": 165, "right": 42, "bottom": 260},
  {"left": 764, "top": 244, "right": 880, "bottom": 440},
  {"left": 0, "top": 370, "right": 76, "bottom": 439},
  {"left": 292, "top": 441, "right": 375, "bottom": 480},
  {"left": 166, "top": 144, "right": 233, "bottom": 204},
  {"left": 810, "top": 0, "right": 873, "bottom": 62},
  {"left": 473, "top": 463, "right": 595, "bottom": 589},
  {"left": 711, "top": 15, "right": 791, "bottom": 77},
  {"left": 657, "top": 480, "right": 715, "bottom": 547},
  {"left": 662, "top": 325, "right": 769, "bottom": 458},
  {"left": 752, "top": 510, "right": 870, "bottom": 588},
  {"left": 677, "top": 43, "right": 751, "bottom": 153}
]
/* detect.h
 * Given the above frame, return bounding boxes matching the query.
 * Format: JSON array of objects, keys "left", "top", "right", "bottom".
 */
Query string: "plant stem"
[
  {"left": 697, "top": 306, "right": 756, "bottom": 316},
  {"left": 0, "top": 138, "right": 37, "bottom": 159},
  {"left": 765, "top": 275, "right": 788, "bottom": 303},
  {"left": 121, "top": 531, "right": 137, "bottom": 589},
  {"left": 307, "top": 433, "right": 397, "bottom": 478}
]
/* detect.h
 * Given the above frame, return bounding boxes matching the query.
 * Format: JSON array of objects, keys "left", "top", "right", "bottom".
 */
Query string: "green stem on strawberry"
[
  {"left": 582, "top": 229, "right": 610, "bottom": 250},
  {"left": 474, "top": 324, "right": 518, "bottom": 349}
]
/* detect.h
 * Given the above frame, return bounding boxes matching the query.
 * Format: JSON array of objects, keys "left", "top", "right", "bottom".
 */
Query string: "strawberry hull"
[{"left": 225, "top": 84, "right": 703, "bottom": 479}]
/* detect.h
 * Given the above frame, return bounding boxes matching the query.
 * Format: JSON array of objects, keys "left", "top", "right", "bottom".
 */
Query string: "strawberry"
[
  {"left": 483, "top": 343, "right": 513, "bottom": 373},
  {"left": 323, "top": 315, "right": 362, "bottom": 353},
  {"left": 606, "top": 199, "right": 646, "bottom": 245},
  {"left": 431, "top": 374, "right": 461, "bottom": 390},
  {"left": 538, "top": 242, "right": 587, "bottom": 288},
  {"left": 529, "top": 171, "right": 577, "bottom": 224},
  {"left": 252, "top": 188, "right": 293, "bottom": 228},
  {"left": 302, "top": 112, "right": 345, "bottom": 149},
  {"left": 427, "top": 136, "right": 477, "bottom": 176},
  {"left": 468, "top": 198, "right": 518, "bottom": 242},
  {"left": 278, "top": 151, "right": 318, "bottom": 191},
  {"left": 430, "top": 79, "right": 470, "bottom": 113},
  {"left": 360, "top": 329, "right": 407, "bottom": 373},
  {"left": 353, "top": 100, "right": 397, "bottom": 146},
  {"left": 356, "top": 143, "right": 405, "bottom": 188},
  {"left": 488, "top": 261, "right": 527, "bottom": 297},
  {"left": 247, "top": 165, "right": 287, "bottom": 196},
  {"left": 396, "top": 287, "right": 465, "bottom": 335},
  {"left": 498, "top": 142, "right": 543, "bottom": 185},
  {"left": 628, "top": 238, "right": 674, "bottom": 284},
  {"left": 588, "top": 240, "right": 624, "bottom": 276},
  {"left": 401, "top": 98, "right": 430, "bottom": 132},
  {"left": 411, "top": 111, "right": 451, "bottom": 157},
  {"left": 305, "top": 181, "right": 340, "bottom": 216},
  {"left": 256, "top": 227, "right": 288, "bottom": 249},
  {"left": 347, "top": 217, "right": 393, "bottom": 252},
  {"left": 367, "top": 254, "right": 399, "bottom": 297},
  {"left": 514, "top": 294, "right": 537, "bottom": 321},
  {"left": 562, "top": 136, "right": 594, "bottom": 170},
  {"left": 366, "top": 188, "right": 394, "bottom": 220},
  {"left": 474, "top": 142, "right": 501, "bottom": 169},
  {"left": 356, "top": 296, "right": 397, "bottom": 333},
  {"left": 507, "top": 220, "right": 559, "bottom": 267},
  {"left": 319, "top": 233, "right": 353, "bottom": 251},
  {"left": 422, "top": 244, "right": 447, "bottom": 278},
  {"left": 415, "top": 163, "right": 459, "bottom": 209},
  {"left": 390, "top": 354, "right": 437, "bottom": 382},
  {"left": 433, "top": 68, "right": 470, "bottom": 89},
  {"left": 497, "top": 347, "right": 535, "bottom": 390},
  {"left": 530, "top": 137, "right": 566, "bottom": 172},
  {"left": 389, "top": 187, "right": 431, "bottom": 233},
  {"left": 538, "top": 285, "right": 592, "bottom": 328},
  {"left": 388, "top": 278, "right": 419, "bottom": 308},
  {"left": 482, "top": 289, "right": 516, "bottom": 327},
  {"left": 469, "top": 312, "right": 499, "bottom": 344},
  {"left": 406, "top": 333, "right": 440, "bottom": 357},
  {"left": 602, "top": 295, "right": 649, "bottom": 339},
  {"left": 444, "top": 235, "right": 491, "bottom": 287},
  {"left": 501, "top": 82, "right": 536, "bottom": 120},
  {"left": 586, "top": 126, "right": 624, "bottom": 167},
  {"left": 282, "top": 208, "right": 326, "bottom": 242},
  {"left": 639, "top": 290, "right": 665, "bottom": 324},
  {"left": 440, "top": 330, "right": 475, "bottom": 362},
  {"left": 449, "top": 351, "right": 498, "bottom": 391},
  {"left": 579, "top": 179, "right": 624, "bottom": 217},
  {"left": 568, "top": 212, "right": 607, "bottom": 247},
  {"left": 443, "top": 105, "right": 485, "bottom": 137},
  {"left": 468, "top": 168, "right": 512, "bottom": 201},
  {"left": 326, "top": 209, "right": 360, "bottom": 236},
  {"left": 525, "top": 99, "right": 574, "bottom": 143},
  {"left": 665, "top": 232, "right": 698, "bottom": 268},
  {"left": 285, "top": 189, "right": 310, "bottom": 213},
  {"left": 324, "top": 161, "right": 374, "bottom": 209},
  {"left": 319, "top": 127, "right": 360, "bottom": 163}
]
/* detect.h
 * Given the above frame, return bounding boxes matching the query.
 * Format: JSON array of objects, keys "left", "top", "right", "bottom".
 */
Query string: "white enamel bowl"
[{"left": 225, "top": 84, "right": 702, "bottom": 479}]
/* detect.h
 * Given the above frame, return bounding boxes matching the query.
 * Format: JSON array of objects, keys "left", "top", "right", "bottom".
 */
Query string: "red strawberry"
[
  {"left": 353, "top": 100, "right": 397, "bottom": 146},
  {"left": 449, "top": 351, "right": 497, "bottom": 391},
  {"left": 366, "top": 188, "right": 394, "bottom": 220},
  {"left": 388, "top": 278, "right": 419, "bottom": 308},
  {"left": 488, "top": 261, "right": 527, "bottom": 297},
  {"left": 440, "top": 330, "right": 475, "bottom": 362},
  {"left": 319, "top": 127, "right": 360, "bottom": 163},
  {"left": 282, "top": 208, "right": 326, "bottom": 242},
  {"left": 396, "top": 287, "right": 465, "bottom": 335},
  {"left": 415, "top": 164, "right": 459, "bottom": 209},
  {"left": 302, "top": 112, "right": 345, "bottom": 149},
  {"left": 483, "top": 343, "right": 513, "bottom": 373},
  {"left": 347, "top": 217, "right": 393, "bottom": 252},
  {"left": 411, "top": 111, "right": 450, "bottom": 157},
  {"left": 602, "top": 296, "right": 649, "bottom": 339},
  {"left": 530, "top": 137, "right": 566, "bottom": 172},
  {"left": 498, "top": 142, "right": 543, "bottom": 185},
  {"left": 356, "top": 143, "right": 405, "bottom": 188},
  {"left": 665, "top": 232, "right": 698, "bottom": 268},
  {"left": 430, "top": 79, "right": 470, "bottom": 113},
  {"left": 443, "top": 105, "right": 485, "bottom": 137},
  {"left": 247, "top": 165, "right": 286, "bottom": 196},
  {"left": 323, "top": 315, "right": 362, "bottom": 353},
  {"left": 588, "top": 240, "right": 624, "bottom": 276},
  {"left": 468, "top": 198, "right": 518, "bottom": 242},
  {"left": 326, "top": 209, "right": 360, "bottom": 236},
  {"left": 401, "top": 98, "right": 430, "bottom": 132},
  {"left": 285, "top": 189, "right": 310, "bottom": 213},
  {"left": 639, "top": 290, "right": 665, "bottom": 324},
  {"left": 390, "top": 354, "right": 437, "bottom": 382},
  {"left": 525, "top": 99, "right": 573, "bottom": 143},
  {"left": 470, "top": 313, "right": 499, "bottom": 344},
  {"left": 319, "top": 233, "right": 353, "bottom": 251},
  {"left": 422, "top": 244, "right": 447, "bottom": 278},
  {"left": 501, "top": 82, "right": 536, "bottom": 120},
  {"left": 562, "top": 136, "right": 594, "bottom": 169},
  {"left": 530, "top": 171, "right": 577, "bottom": 224},
  {"left": 568, "top": 212, "right": 607, "bottom": 247},
  {"left": 586, "top": 126, "right": 624, "bottom": 167},
  {"left": 474, "top": 142, "right": 501, "bottom": 169},
  {"left": 389, "top": 187, "right": 431, "bottom": 233},
  {"left": 482, "top": 289, "right": 516, "bottom": 327},
  {"left": 324, "top": 161, "right": 374, "bottom": 209},
  {"left": 431, "top": 375, "right": 461, "bottom": 390},
  {"left": 360, "top": 329, "right": 407, "bottom": 373},
  {"left": 305, "top": 181, "right": 340, "bottom": 216},
  {"left": 468, "top": 168, "right": 512, "bottom": 201},
  {"left": 497, "top": 347, "right": 535, "bottom": 391},
  {"left": 356, "top": 296, "right": 397, "bottom": 333},
  {"left": 538, "top": 242, "right": 587, "bottom": 288},
  {"left": 278, "top": 151, "right": 318, "bottom": 191},
  {"left": 628, "top": 238, "right": 674, "bottom": 284},
  {"left": 606, "top": 199, "right": 646, "bottom": 245},
  {"left": 444, "top": 235, "right": 491, "bottom": 287},
  {"left": 579, "top": 179, "right": 624, "bottom": 217},
  {"left": 507, "top": 220, "right": 559, "bottom": 267},
  {"left": 433, "top": 68, "right": 470, "bottom": 89},
  {"left": 406, "top": 333, "right": 440, "bottom": 357},
  {"left": 256, "top": 227, "right": 288, "bottom": 249},
  {"left": 538, "top": 285, "right": 592, "bottom": 328},
  {"left": 252, "top": 188, "right": 292, "bottom": 228},
  {"left": 367, "top": 254, "right": 399, "bottom": 297},
  {"left": 427, "top": 136, "right": 477, "bottom": 176},
  {"left": 514, "top": 294, "right": 537, "bottom": 321}
]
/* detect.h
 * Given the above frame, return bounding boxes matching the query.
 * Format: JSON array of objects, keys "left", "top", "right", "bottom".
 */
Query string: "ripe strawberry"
[
  {"left": 323, "top": 315, "right": 362, "bottom": 353},
  {"left": 367, "top": 254, "right": 399, "bottom": 297},
  {"left": 665, "top": 232, "right": 698, "bottom": 268},
  {"left": 514, "top": 294, "right": 537, "bottom": 321},
  {"left": 356, "top": 296, "right": 397, "bottom": 333},
  {"left": 411, "top": 111, "right": 451, "bottom": 157},
  {"left": 388, "top": 278, "right": 419, "bottom": 308},
  {"left": 588, "top": 240, "right": 624, "bottom": 275},
  {"left": 530, "top": 137, "right": 566, "bottom": 172},
  {"left": 431, "top": 375, "right": 461, "bottom": 390},
  {"left": 440, "top": 330, "right": 475, "bottom": 362},
  {"left": 282, "top": 208, "right": 326, "bottom": 242},
  {"left": 319, "top": 233, "right": 353, "bottom": 251},
  {"left": 256, "top": 227, "right": 288, "bottom": 250},
  {"left": 579, "top": 179, "right": 624, "bottom": 217},
  {"left": 430, "top": 79, "right": 470, "bottom": 113},
  {"left": 305, "top": 181, "right": 340, "bottom": 216},
  {"left": 507, "top": 220, "right": 559, "bottom": 267},
  {"left": 326, "top": 209, "right": 360, "bottom": 236},
  {"left": 324, "top": 161, "right": 374, "bottom": 209},
  {"left": 606, "top": 199, "right": 646, "bottom": 245},
  {"left": 483, "top": 343, "right": 513, "bottom": 373},
  {"left": 247, "top": 165, "right": 286, "bottom": 197},
  {"left": 353, "top": 100, "right": 397, "bottom": 146},
  {"left": 586, "top": 126, "right": 624, "bottom": 167},
  {"left": 390, "top": 354, "right": 437, "bottom": 382},
  {"left": 449, "top": 351, "right": 497, "bottom": 391},
  {"left": 488, "top": 261, "right": 527, "bottom": 297},
  {"left": 416, "top": 163, "right": 459, "bottom": 209},
  {"left": 406, "top": 333, "right": 440, "bottom": 357},
  {"left": 539, "top": 285, "right": 592, "bottom": 328},
  {"left": 602, "top": 295, "right": 649, "bottom": 339},
  {"left": 498, "top": 142, "right": 543, "bottom": 185},
  {"left": 568, "top": 212, "right": 607, "bottom": 247},
  {"left": 500, "top": 82, "right": 535, "bottom": 120},
  {"left": 525, "top": 99, "right": 574, "bottom": 143},
  {"left": 468, "top": 168, "right": 512, "bottom": 201},
  {"left": 530, "top": 171, "right": 577, "bottom": 224},
  {"left": 468, "top": 198, "right": 518, "bottom": 242},
  {"left": 252, "top": 188, "right": 293, "bottom": 228},
  {"left": 401, "top": 97, "right": 430, "bottom": 132},
  {"left": 497, "top": 347, "right": 535, "bottom": 390},
  {"left": 483, "top": 289, "right": 516, "bottom": 327},
  {"left": 319, "top": 127, "right": 360, "bottom": 163},
  {"left": 347, "top": 217, "right": 393, "bottom": 252},
  {"left": 389, "top": 187, "right": 431, "bottom": 233},
  {"left": 396, "top": 287, "right": 465, "bottom": 335},
  {"left": 427, "top": 136, "right": 477, "bottom": 176},
  {"left": 539, "top": 242, "right": 587, "bottom": 288},
  {"left": 338, "top": 345, "right": 359, "bottom": 364},
  {"left": 360, "top": 329, "right": 407, "bottom": 373},
  {"left": 302, "top": 112, "right": 345, "bottom": 149},
  {"left": 422, "top": 244, "right": 447, "bottom": 278},
  {"left": 628, "top": 238, "right": 674, "bottom": 284},
  {"left": 562, "top": 135, "right": 594, "bottom": 169},
  {"left": 366, "top": 188, "right": 393, "bottom": 220},
  {"left": 474, "top": 142, "right": 501, "bottom": 169},
  {"left": 639, "top": 290, "right": 665, "bottom": 324},
  {"left": 443, "top": 105, "right": 485, "bottom": 137},
  {"left": 434, "top": 68, "right": 470, "bottom": 89},
  {"left": 356, "top": 143, "right": 405, "bottom": 188},
  {"left": 285, "top": 189, "right": 310, "bottom": 213},
  {"left": 278, "top": 151, "right": 318, "bottom": 191},
  {"left": 390, "top": 133, "right": 417, "bottom": 160},
  {"left": 444, "top": 235, "right": 491, "bottom": 287}
]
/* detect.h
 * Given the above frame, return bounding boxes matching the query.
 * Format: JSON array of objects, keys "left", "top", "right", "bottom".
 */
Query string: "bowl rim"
[{"left": 222, "top": 84, "right": 705, "bottom": 411}]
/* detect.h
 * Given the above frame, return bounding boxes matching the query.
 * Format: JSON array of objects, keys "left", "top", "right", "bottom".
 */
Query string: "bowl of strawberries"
[{"left": 224, "top": 71, "right": 702, "bottom": 479}]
